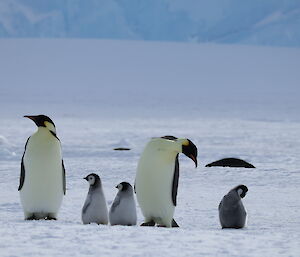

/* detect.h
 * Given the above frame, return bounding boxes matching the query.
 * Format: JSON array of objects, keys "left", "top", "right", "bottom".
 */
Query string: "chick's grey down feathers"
[
  {"left": 109, "top": 182, "right": 137, "bottom": 226},
  {"left": 82, "top": 173, "right": 108, "bottom": 225},
  {"left": 218, "top": 185, "right": 248, "bottom": 229}
]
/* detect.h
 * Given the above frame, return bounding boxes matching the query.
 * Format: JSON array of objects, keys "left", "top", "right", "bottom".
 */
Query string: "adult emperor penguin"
[
  {"left": 109, "top": 182, "right": 137, "bottom": 226},
  {"left": 218, "top": 185, "right": 248, "bottom": 229},
  {"left": 135, "top": 136, "right": 198, "bottom": 227},
  {"left": 19, "top": 115, "right": 66, "bottom": 220},
  {"left": 82, "top": 173, "right": 108, "bottom": 225}
]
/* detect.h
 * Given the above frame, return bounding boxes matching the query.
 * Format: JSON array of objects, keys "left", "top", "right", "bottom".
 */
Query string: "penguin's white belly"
[
  {"left": 20, "top": 133, "right": 63, "bottom": 214},
  {"left": 136, "top": 157, "right": 175, "bottom": 226}
]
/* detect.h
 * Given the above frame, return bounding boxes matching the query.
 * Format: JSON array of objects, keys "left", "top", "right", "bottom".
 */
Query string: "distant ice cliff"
[{"left": 0, "top": 0, "right": 299, "bottom": 47}]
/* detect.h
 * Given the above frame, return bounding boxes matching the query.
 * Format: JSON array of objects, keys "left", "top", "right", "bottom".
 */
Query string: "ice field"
[{"left": 0, "top": 39, "right": 299, "bottom": 256}]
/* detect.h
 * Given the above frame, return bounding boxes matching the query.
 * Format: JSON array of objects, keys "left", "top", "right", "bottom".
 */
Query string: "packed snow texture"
[
  {"left": 0, "top": 39, "right": 299, "bottom": 256},
  {"left": 0, "top": 0, "right": 300, "bottom": 47}
]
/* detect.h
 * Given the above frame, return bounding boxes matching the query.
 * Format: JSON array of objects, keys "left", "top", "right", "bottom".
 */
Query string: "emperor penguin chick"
[
  {"left": 109, "top": 182, "right": 137, "bottom": 226},
  {"left": 82, "top": 173, "right": 108, "bottom": 225},
  {"left": 218, "top": 185, "right": 248, "bottom": 229},
  {"left": 19, "top": 115, "right": 66, "bottom": 220}
]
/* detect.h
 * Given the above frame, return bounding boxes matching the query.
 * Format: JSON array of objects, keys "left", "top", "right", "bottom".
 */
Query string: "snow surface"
[
  {"left": 0, "top": 0, "right": 300, "bottom": 47},
  {"left": 0, "top": 39, "right": 300, "bottom": 256}
]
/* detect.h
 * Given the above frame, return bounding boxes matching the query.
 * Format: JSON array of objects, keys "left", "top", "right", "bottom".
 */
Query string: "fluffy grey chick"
[
  {"left": 219, "top": 185, "right": 248, "bottom": 229},
  {"left": 82, "top": 173, "right": 108, "bottom": 225},
  {"left": 109, "top": 182, "right": 137, "bottom": 226}
]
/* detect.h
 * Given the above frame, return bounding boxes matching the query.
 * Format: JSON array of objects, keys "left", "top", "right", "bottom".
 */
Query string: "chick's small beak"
[{"left": 83, "top": 177, "right": 88, "bottom": 181}]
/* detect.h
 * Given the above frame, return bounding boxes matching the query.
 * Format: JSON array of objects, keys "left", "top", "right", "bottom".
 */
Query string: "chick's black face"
[
  {"left": 84, "top": 173, "right": 100, "bottom": 187},
  {"left": 182, "top": 139, "right": 198, "bottom": 167},
  {"left": 24, "top": 115, "right": 55, "bottom": 127},
  {"left": 117, "top": 182, "right": 131, "bottom": 191},
  {"left": 235, "top": 185, "right": 248, "bottom": 198}
]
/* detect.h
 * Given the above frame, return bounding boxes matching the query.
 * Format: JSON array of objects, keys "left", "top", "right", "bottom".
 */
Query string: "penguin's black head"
[
  {"left": 182, "top": 139, "right": 198, "bottom": 167},
  {"left": 233, "top": 185, "right": 248, "bottom": 198},
  {"left": 84, "top": 173, "right": 101, "bottom": 187},
  {"left": 116, "top": 182, "right": 132, "bottom": 192},
  {"left": 160, "top": 136, "right": 198, "bottom": 167},
  {"left": 161, "top": 135, "right": 178, "bottom": 141},
  {"left": 24, "top": 115, "right": 56, "bottom": 133}
]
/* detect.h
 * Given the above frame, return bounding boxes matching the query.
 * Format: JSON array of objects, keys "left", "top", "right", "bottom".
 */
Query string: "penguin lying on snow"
[
  {"left": 219, "top": 185, "right": 248, "bottom": 229},
  {"left": 135, "top": 135, "right": 198, "bottom": 228},
  {"left": 82, "top": 173, "right": 108, "bottom": 225},
  {"left": 109, "top": 182, "right": 137, "bottom": 226},
  {"left": 19, "top": 115, "right": 66, "bottom": 220},
  {"left": 206, "top": 158, "right": 255, "bottom": 168}
]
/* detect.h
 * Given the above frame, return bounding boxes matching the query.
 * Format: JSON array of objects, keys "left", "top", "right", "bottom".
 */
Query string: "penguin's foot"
[
  {"left": 45, "top": 216, "right": 57, "bottom": 221},
  {"left": 172, "top": 219, "right": 179, "bottom": 228},
  {"left": 97, "top": 222, "right": 108, "bottom": 225},
  {"left": 46, "top": 213, "right": 57, "bottom": 220},
  {"left": 25, "top": 215, "right": 37, "bottom": 220},
  {"left": 140, "top": 220, "right": 155, "bottom": 226},
  {"left": 221, "top": 226, "right": 243, "bottom": 229}
]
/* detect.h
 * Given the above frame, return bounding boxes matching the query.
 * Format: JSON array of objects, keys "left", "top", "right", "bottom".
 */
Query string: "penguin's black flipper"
[
  {"left": 172, "top": 154, "right": 179, "bottom": 206},
  {"left": 134, "top": 179, "right": 136, "bottom": 194},
  {"left": 62, "top": 159, "right": 66, "bottom": 195},
  {"left": 18, "top": 159, "right": 25, "bottom": 191},
  {"left": 172, "top": 219, "right": 179, "bottom": 227},
  {"left": 18, "top": 137, "right": 30, "bottom": 191}
]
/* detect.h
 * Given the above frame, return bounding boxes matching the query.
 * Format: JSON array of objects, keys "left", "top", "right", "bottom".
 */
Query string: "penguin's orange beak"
[
  {"left": 24, "top": 115, "right": 41, "bottom": 127},
  {"left": 24, "top": 115, "right": 36, "bottom": 121},
  {"left": 189, "top": 154, "right": 198, "bottom": 167},
  {"left": 182, "top": 139, "right": 198, "bottom": 167}
]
